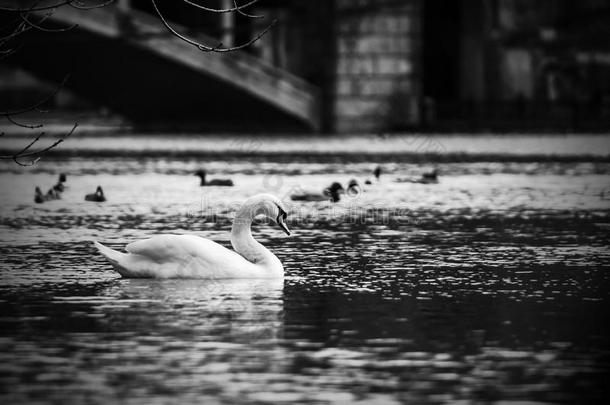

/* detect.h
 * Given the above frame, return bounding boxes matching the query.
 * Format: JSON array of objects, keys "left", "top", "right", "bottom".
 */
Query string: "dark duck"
[
  {"left": 85, "top": 186, "right": 106, "bottom": 202},
  {"left": 291, "top": 182, "right": 345, "bottom": 203},
  {"left": 195, "top": 170, "right": 234, "bottom": 186}
]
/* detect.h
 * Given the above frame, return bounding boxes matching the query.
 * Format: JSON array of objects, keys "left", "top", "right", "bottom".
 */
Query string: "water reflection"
[{"left": 97, "top": 278, "right": 285, "bottom": 343}]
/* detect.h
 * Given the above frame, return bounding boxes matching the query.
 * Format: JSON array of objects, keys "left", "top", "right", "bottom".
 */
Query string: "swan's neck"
[{"left": 231, "top": 209, "right": 281, "bottom": 271}]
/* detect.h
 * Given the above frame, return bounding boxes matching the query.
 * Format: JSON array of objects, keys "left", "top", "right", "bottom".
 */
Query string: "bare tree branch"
[
  {"left": 6, "top": 114, "right": 43, "bottom": 129},
  {"left": 0, "top": 21, "right": 28, "bottom": 47},
  {"left": 151, "top": 0, "right": 277, "bottom": 52},
  {"left": 69, "top": 0, "right": 116, "bottom": 11},
  {"left": 19, "top": 10, "right": 78, "bottom": 32},
  {"left": 0, "top": 6, "right": 56, "bottom": 50},
  {"left": 0, "top": 74, "right": 69, "bottom": 117},
  {"left": 182, "top": 0, "right": 258, "bottom": 14},
  {"left": 0, "top": 0, "right": 114, "bottom": 12},
  {"left": 0, "top": 46, "right": 20, "bottom": 59},
  {"left": 233, "top": 0, "right": 263, "bottom": 19},
  {"left": 0, "top": 123, "right": 77, "bottom": 166},
  {"left": 0, "top": 1, "right": 73, "bottom": 12}
]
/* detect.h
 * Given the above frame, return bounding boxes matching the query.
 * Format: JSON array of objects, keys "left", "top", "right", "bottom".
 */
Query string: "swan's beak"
[{"left": 278, "top": 218, "right": 291, "bottom": 236}]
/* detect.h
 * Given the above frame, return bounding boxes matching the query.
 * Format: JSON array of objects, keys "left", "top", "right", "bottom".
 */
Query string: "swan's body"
[
  {"left": 94, "top": 194, "right": 290, "bottom": 279},
  {"left": 195, "top": 170, "right": 234, "bottom": 186},
  {"left": 85, "top": 186, "right": 106, "bottom": 202},
  {"left": 290, "top": 182, "right": 344, "bottom": 202}
]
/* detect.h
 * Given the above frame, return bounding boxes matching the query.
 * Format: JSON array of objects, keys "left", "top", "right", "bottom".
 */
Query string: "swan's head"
[
  {"left": 59, "top": 173, "right": 67, "bottom": 183},
  {"left": 240, "top": 193, "right": 290, "bottom": 236}
]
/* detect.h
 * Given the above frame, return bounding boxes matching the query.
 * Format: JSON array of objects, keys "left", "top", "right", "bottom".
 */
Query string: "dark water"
[{"left": 0, "top": 155, "right": 609, "bottom": 404}]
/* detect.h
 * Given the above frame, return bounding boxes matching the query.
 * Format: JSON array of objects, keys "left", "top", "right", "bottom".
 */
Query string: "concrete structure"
[
  {"left": 2, "top": 1, "right": 320, "bottom": 132},
  {"left": 419, "top": 0, "right": 610, "bottom": 130},
  {"left": 1, "top": 0, "right": 609, "bottom": 132},
  {"left": 332, "top": 0, "right": 420, "bottom": 132}
]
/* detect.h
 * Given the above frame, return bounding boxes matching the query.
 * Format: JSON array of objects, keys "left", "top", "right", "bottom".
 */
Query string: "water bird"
[
  {"left": 93, "top": 194, "right": 290, "bottom": 279},
  {"left": 85, "top": 186, "right": 106, "bottom": 202},
  {"left": 34, "top": 187, "right": 45, "bottom": 203},
  {"left": 53, "top": 173, "right": 67, "bottom": 193},
  {"left": 347, "top": 179, "right": 361, "bottom": 196},
  {"left": 290, "top": 182, "right": 344, "bottom": 202},
  {"left": 195, "top": 170, "right": 234, "bottom": 186},
  {"left": 421, "top": 169, "right": 438, "bottom": 183},
  {"left": 46, "top": 188, "right": 60, "bottom": 200},
  {"left": 364, "top": 166, "right": 381, "bottom": 184},
  {"left": 396, "top": 169, "right": 439, "bottom": 184},
  {"left": 374, "top": 166, "right": 381, "bottom": 180}
]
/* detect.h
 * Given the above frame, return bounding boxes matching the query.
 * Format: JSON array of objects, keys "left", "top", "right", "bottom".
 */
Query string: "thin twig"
[
  {"left": 0, "top": 45, "right": 21, "bottom": 59},
  {"left": 0, "top": 123, "right": 77, "bottom": 165},
  {"left": 0, "top": 73, "right": 69, "bottom": 116},
  {"left": 233, "top": 0, "right": 263, "bottom": 19},
  {"left": 19, "top": 11, "right": 78, "bottom": 32},
  {"left": 6, "top": 114, "right": 43, "bottom": 129},
  {"left": 69, "top": 0, "right": 116, "bottom": 11},
  {"left": 0, "top": 0, "right": 72, "bottom": 12},
  {"left": 0, "top": 21, "right": 28, "bottom": 46},
  {"left": 151, "top": 0, "right": 277, "bottom": 52},
  {"left": 17, "top": 123, "right": 77, "bottom": 157},
  {"left": 182, "top": 0, "right": 258, "bottom": 14},
  {"left": 0, "top": 7, "right": 55, "bottom": 50}
]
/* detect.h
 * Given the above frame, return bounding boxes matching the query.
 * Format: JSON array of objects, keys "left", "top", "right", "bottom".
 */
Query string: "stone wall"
[{"left": 333, "top": 0, "right": 421, "bottom": 133}]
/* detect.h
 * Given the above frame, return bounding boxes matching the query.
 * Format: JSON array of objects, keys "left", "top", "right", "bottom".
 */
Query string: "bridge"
[{"left": 5, "top": 3, "right": 320, "bottom": 131}]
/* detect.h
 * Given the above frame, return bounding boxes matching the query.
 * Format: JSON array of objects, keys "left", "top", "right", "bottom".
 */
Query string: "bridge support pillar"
[{"left": 332, "top": 0, "right": 422, "bottom": 133}]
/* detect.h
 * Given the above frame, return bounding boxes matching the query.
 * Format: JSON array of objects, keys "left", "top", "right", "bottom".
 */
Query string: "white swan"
[{"left": 93, "top": 194, "right": 290, "bottom": 279}]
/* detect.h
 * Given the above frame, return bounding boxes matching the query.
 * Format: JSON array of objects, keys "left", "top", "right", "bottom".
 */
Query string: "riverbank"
[{"left": 1, "top": 132, "right": 609, "bottom": 162}]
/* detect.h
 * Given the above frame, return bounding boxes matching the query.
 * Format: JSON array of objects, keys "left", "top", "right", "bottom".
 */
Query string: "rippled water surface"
[{"left": 0, "top": 146, "right": 609, "bottom": 404}]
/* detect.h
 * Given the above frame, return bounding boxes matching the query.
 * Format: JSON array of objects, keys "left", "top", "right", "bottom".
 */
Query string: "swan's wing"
[
  {"left": 126, "top": 234, "right": 188, "bottom": 262},
  {"left": 124, "top": 234, "right": 255, "bottom": 278},
  {"left": 126, "top": 234, "right": 232, "bottom": 262}
]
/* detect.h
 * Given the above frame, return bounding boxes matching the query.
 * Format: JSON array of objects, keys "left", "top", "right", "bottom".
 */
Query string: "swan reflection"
[{"left": 98, "top": 278, "right": 285, "bottom": 343}]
